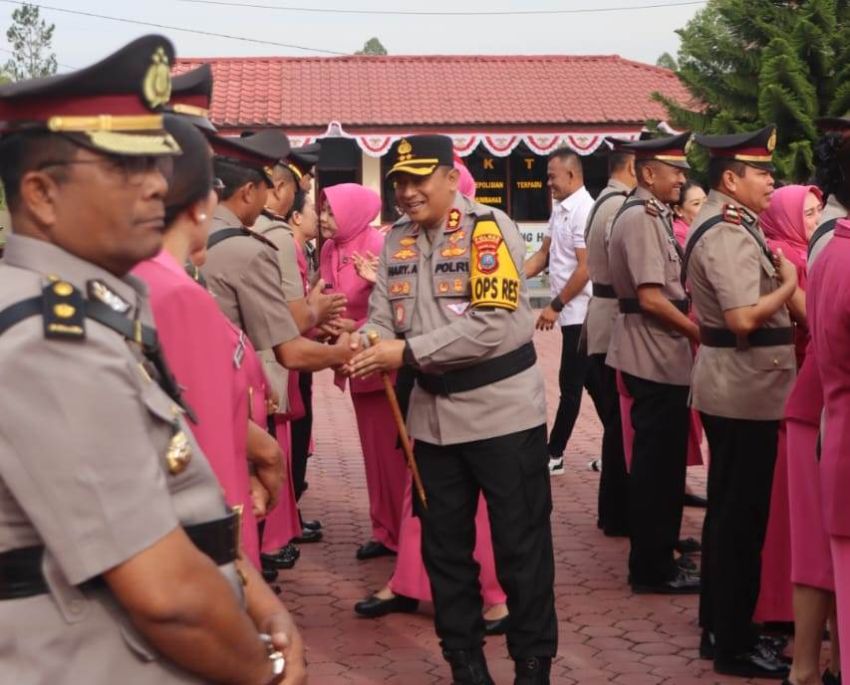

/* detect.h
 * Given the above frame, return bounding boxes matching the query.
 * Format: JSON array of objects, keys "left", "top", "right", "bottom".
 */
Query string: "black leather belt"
[
  {"left": 699, "top": 326, "right": 794, "bottom": 348},
  {"left": 0, "top": 512, "right": 240, "bottom": 601},
  {"left": 415, "top": 342, "right": 536, "bottom": 396},
  {"left": 618, "top": 298, "right": 690, "bottom": 315},
  {"left": 592, "top": 283, "right": 616, "bottom": 299}
]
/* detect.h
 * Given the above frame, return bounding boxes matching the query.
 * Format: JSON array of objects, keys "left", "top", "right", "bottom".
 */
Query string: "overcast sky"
[{"left": 0, "top": 0, "right": 705, "bottom": 70}]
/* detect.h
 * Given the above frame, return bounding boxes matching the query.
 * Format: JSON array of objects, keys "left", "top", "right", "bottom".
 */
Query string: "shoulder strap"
[
  {"left": 808, "top": 217, "right": 839, "bottom": 259},
  {"left": 0, "top": 289, "right": 196, "bottom": 422},
  {"left": 680, "top": 215, "right": 727, "bottom": 288},
  {"left": 207, "top": 227, "right": 248, "bottom": 250},
  {"left": 584, "top": 190, "right": 629, "bottom": 241}
]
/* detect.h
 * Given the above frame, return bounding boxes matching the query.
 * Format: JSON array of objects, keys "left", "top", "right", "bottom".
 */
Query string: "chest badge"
[
  {"left": 389, "top": 281, "right": 412, "bottom": 296},
  {"left": 166, "top": 428, "right": 193, "bottom": 475},
  {"left": 441, "top": 245, "right": 467, "bottom": 258},
  {"left": 446, "top": 208, "right": 462, "bottom": 232},
  {"left": 399, "top": 236, "right": 417, "bottom": 247},
  {"left": 394, "top": 302, "right": 406, "bottom": 325}
]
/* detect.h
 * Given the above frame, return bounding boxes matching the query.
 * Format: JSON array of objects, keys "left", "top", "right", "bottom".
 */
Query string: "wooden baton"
[{"left": 366, "top": 330, "right": 427, "bottom": 509}]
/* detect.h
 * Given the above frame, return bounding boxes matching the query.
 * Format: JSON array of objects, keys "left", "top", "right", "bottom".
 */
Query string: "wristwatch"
[
  {"left": 550, "top": 295, "right": 565, "bottom": 313},
  {"left": 259, "top": 633, "right": 286, "bottom": 685}
]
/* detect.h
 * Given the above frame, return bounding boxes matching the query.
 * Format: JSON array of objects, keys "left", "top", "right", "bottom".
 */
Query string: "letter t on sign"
[{"left": 524, "top": 158, "right": 534, "bottom": 170}]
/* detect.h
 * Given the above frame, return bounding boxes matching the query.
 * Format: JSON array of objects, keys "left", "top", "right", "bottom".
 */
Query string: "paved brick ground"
[{"left": 274, "top": 327, "right": 781, "bottom": 684}]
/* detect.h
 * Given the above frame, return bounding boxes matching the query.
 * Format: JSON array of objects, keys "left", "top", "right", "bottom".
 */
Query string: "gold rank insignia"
[
  {"left": 166, "top": 428, "right": 192, "bottom": 475},
  {"left": 441, "top": 245, "right": 467, "bottom": 258},
  {"left": 644, "top": 198, "right": 663, "bottom": 217},
  {"left": 454, "top": 278, "right": 466, "bottom": 293},
  {"left": 400, "top": 236, "right": 417, "bottom": 247},
  {"left": 448, "top": 229, "right": 466, "bottom": 244},
  {"left": 389, "top": 280, "right": 411, "bottom": 296},
  {"left": 143, "top": 46, "right": 172, "bottom": 109},
  {"left": 42, "top": 280, "right": 85, "bottom": 340},
  {"left": 392, "top": 247, "right": 418, "bottom": 261},
  {"left": 446, "top": 208, "right": 462, "bottom": 232},
  {"left": 438, "top": 281, "right": 450, "bottom": 294}
]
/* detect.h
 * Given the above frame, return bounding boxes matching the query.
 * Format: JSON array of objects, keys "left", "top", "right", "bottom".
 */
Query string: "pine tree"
[
  {"left": 655, "top": 0, "right": 850, "bottom": 181},
  {"left": 4, "top": 3, "right": 58, "bottom": 81}
]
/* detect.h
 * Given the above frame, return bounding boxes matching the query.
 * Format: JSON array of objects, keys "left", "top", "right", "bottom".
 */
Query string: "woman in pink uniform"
[
  {"left": 807, "top": 215, "right": 850, "bottom": 683},
  {"left": 318, "top": 183, "right": 408, "bottom": 559},
  {"left": 351, "top": 160, "right": 509, "bottom": 632},
  {"left": 754, "top": 186, "right": 823, "bottom": 632},
  {"left": 132, "top": 116, "right": 279, "bottom": 570}
]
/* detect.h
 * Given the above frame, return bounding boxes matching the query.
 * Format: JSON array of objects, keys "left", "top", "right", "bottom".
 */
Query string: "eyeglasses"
[{"left": 37, "top": 155, "right": 175, "bottom": 184}]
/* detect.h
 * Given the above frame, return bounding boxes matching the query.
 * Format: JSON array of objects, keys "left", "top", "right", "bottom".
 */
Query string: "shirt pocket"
[{"left": 750, "top": 345, "right": 796, "bottom": 371}]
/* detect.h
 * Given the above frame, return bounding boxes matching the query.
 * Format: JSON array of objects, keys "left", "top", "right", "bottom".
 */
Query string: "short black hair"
[
  {"left": 285, "top": 188, "right": 308, "bottom": 222},
  {"left": 708, "top": 158, "right": 747, "bottom": 190},
  {"left": 608, "top": 150, "right": 633, "bottom": 176},
  {"left": 213, "top": 156, "right": 265, "bottom": 201},
  {"left": 0, "top": 132, "right": 78, "bottom": 212},
  {"left": 548, "top": 146, "right": 581, "bottom": 166},
  {"left": 273, "top": 162, "right": 296, "bottom": 188},
  {"left": 814, "top": 132, "right": 850, "bottom": 208}
]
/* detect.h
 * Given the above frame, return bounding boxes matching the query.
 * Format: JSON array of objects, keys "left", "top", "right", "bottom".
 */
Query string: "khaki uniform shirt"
[
  {"left": 201, "top": 205, "right": 299, "bottom": 351},
  {"left": 252, "top": 212, "right": 306, "bottom": 412},
  {"left": 687, "top": 190, "right": 795, "bottom": 420},
  {"left": 809, "top": 195, "right": 847, "bottom": 265},
  {"left": 606, "top": 185, "right": 692, "bottom": 386},
  {"left": 0, "top": 235, "right": 241, "bottom": 684},
  {"left": 584, "top": 178, "right": 631, "bottom": 355},
  {"left": 365, "top": 193, "right": 546, "bottom": 446}
]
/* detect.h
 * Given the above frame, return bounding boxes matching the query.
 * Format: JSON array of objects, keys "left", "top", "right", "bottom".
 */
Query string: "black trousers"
[
  {"left": 699, "top": 413, "right": 779, "bottom": 656},
  {"left": 547, "top": 324, "right": 590, "bottom": 459},
  {"left": 414, "top": 425, "right": 558, "bottom": 660},
  {"left": 622, "top": 373, "right": 689, "bottom": 585},
  {"left": 586, "top": 354, "right": 629, "bottom": 535},
  {"left": 290, "top": 372, "right": 314, "bottom": 502}
]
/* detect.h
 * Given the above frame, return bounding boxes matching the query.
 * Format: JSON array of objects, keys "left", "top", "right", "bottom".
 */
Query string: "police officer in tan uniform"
[
  {"left": 0, "top": 36, "right": 304, "bottom": 685},
  {"left": 606, "top": 133, "right": 700, "bottom": 596},
  {"left": 584, "top": 137, "right": 636, "bottom": 537},
  {"left": 685, "top": 126, "right": 797, "bottom": 679},
  {"left": 347, "top": 135, "right": 556, "bottom": 685},
  {"left": 810, "top": 116, "right": 850, "bottom": 262}
]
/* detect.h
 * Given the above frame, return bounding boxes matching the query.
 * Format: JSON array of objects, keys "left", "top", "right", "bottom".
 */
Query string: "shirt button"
[
  {"left": 68, "top": 600, "right": 84, "bottom": 614},
  {"left": 772, "top": 359, "right": 779, "bottom": 366}
]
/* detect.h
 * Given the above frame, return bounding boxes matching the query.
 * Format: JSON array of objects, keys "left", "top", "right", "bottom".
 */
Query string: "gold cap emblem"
[
  {"left": 767, "top": 129, "right": 777, "bottom": 153},
  {"left": 397, "top": 138, "right": 413, "bottom": 162},
  {"left": 143, "top": 46, "right": 172, "bottom": 109}
]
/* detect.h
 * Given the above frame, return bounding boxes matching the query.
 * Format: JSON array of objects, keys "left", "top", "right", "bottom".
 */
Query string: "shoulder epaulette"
[
  {"left": 722, "top": 203, "right": 742, "bottom": 225},
  {"left": 644, "top": 198, "right": 664, "bottom": 217},
  {"left": 42, "top": 280, "right": 86, "bottom": 340}
]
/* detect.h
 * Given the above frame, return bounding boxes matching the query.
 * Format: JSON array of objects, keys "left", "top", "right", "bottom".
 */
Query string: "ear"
[
  {"left": 446, "top": 167, "right": 460, "bottom": 192},
  {"left": 18, "top": 170, "right": 62, "bottom": 229},
  {"left": 722, "top": 168, "right": 738, "bottom": 194}
]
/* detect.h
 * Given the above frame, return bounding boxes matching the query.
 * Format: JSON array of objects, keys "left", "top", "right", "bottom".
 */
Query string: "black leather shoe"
[
  {"left": 715, "top": 649, "right": 790, "bottom": 679},
  {"left": 675, "top": 537, "right": 702, "bottom": 554},
  {"left": 514, "top": 656, "right": 551, "bottom": 684},
  {"left": 631, "top": 570, "right": 700, "bottom": 595},
  {"left": 442, "top": 649, "right": 494, "bottom": 685},
  {"left": 261, "top": 563, "right": 278, "bottom": 583},
  {"left": 294, "top": 527, "right": 323, "bottom": 544},
  {"left": 354, "top": 593, "right": 419, "bottom": 618},
  {"left": 684, "top": 492, "right": 708, "bottom": 508},
  {"left": 484, "top": 615, "right": 509, "bottom": 636},
  {"left": 823, "top": 668, "right": 842, "bottom": 685},
  {"left": 302, "top": 519, "right": 322, "bottom": 532},
  {"left": 677, "top": 554, "right": 698, "bottom": 573},
  {"left": 261, "top": 543, "right": 300, "bottom": 570},
  {"left": 356, "top": 540, "right": 395, "bottom": 560}
]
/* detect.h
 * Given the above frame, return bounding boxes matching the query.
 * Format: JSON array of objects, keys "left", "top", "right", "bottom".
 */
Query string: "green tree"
[
  {"left": 4, "top": 2, "right": 57, "bottom": 81},
  {"left": 355, "top": 37, "right": 387, "bottom": 56},
  {"left": 655, "top": 0, "right": 850, "bottom": 181}
]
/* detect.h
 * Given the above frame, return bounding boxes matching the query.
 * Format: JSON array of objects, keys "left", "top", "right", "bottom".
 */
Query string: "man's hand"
[
  {"left": 307, "top": 278, "right": 347, "bottom": 325},
  {"left": 773, "top": 249, "right": 798, "bottom": 292},
  {"left": 261, "top": 612, "right": 307, "bottom": 685},
  {"left": 345, "top": 339, "right": 405, "bottom": 379},
  {"left": 536, "top": 305, "right": 559, "bottom": 331},
  {"left": 331, "top": 331, "right": 357, "bottom": 366}
]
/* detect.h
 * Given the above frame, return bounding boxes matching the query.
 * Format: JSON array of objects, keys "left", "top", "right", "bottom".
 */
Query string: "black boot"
[
  {"left": 442, "top": 649, "right": 494, "bottom": 685},
  {"left": 514, "top": 657, "right": 552, "bottom": 685}
]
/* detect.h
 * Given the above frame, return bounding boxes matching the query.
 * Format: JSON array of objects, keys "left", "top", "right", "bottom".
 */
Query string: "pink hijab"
[
  {"left": 319, "top": 183, "right": 383, "bottom": 323},
  {"left": 454, "top": 155, "right": 476, "bottom": 199},
  {"left": 760, "top": 184, "right": 823, "bottom": 290}
]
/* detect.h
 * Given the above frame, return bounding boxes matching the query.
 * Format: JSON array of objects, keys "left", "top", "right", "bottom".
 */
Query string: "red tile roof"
[{"left": 174, "top": 54, "right": 690, "bottom": 133}]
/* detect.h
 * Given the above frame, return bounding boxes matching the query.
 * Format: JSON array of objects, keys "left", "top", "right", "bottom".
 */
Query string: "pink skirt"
[
  {"left": 260, "top": 417, "right": 302, "bottom": 553},
  {"left": 389, "top": 476, "right": 507, "bottom": 606},
  {"left": 787, "top": 419, "right": 834, "bottom": 591},
  {"left": 754, "top": 423, "right": 793, "bottom": 622},
  {"left": 831, "top": 536, "right": 850, "bottom": 676}
]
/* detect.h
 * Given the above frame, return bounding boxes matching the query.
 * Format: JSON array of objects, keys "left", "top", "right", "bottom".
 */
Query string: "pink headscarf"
[
  {"left": 760, "top": 184, "right": 823, "bottom": 291},
  {"left": 454, "top": 155, "right": 476, "bottom": 199},
  {"left": 319, "top": 183, "right": 383, "bottom": 323}
]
